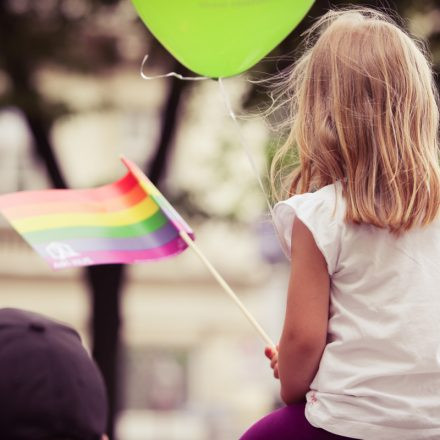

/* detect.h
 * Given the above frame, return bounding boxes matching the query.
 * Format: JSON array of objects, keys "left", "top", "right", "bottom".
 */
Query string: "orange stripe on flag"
[{"left": 2, "top": 184, "right": 147, "bottom": 219}]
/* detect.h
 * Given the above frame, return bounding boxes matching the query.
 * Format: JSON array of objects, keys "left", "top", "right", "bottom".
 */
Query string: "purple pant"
[{"left": 239, "top": 403, "right": 354, "bottom": 440}]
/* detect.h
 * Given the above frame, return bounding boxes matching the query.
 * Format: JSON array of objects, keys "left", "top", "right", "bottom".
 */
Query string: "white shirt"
[{"left": 273, "top": 182, "right": 440, "bottom": 440}]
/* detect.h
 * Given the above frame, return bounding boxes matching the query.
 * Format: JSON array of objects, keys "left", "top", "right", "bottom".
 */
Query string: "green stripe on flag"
[{"left": 23, "top": 209, "right": 169, "bottom": 243}]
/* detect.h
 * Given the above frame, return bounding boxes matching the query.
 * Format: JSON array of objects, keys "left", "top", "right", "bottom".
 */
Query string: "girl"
[{"left": 241, "top": 7, "right": 440, "bottom": 440}]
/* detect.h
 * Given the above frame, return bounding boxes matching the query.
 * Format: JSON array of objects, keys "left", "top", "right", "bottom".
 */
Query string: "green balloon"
[{"left": 131, "top": 0, "right": 314, "bottom": 78}]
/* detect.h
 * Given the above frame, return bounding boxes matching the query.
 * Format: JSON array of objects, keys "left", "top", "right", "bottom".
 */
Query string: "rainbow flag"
[{"left": 0, "top": 157, "right": 194, "bottom": 269}]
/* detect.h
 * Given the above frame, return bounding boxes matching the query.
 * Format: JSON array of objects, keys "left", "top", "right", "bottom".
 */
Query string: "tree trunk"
[
  {"left": 86, "top": 264, "right": 125, "bottom": 440},
  {"left": 19, "top": 100, "right": 123, "bottom": 439},
  {"left": 147, "top": 61, "right": 192, "bottom": 184},
  {"left": 24, "top": 113, "right": 67, "bottom": 189},
  {"left": 7, "top": 66, "right": 123, "bottom": 437}
]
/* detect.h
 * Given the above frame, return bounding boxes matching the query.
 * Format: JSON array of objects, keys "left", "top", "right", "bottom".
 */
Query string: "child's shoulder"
[
  {"left": 273, "top": 182, "right": 344, "bottom": 274},
  {"left": 274, "top": 181, "right": 344, "bottom": 224}
]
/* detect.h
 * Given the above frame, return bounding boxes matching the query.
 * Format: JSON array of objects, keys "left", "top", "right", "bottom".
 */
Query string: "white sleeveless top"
[{"left": 273, "top": 182, "right": 440, "bottom": 440}]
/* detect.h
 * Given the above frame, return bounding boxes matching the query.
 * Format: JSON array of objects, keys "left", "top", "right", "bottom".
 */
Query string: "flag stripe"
[
  {"left": 34, "top": 221, "right": 179, "bottom": 256},
  {"left": 22, "top": 209, "right": 169, "bottom": 243},
  {"left": 0, "top": 172, "right": 138, "bottom": 208},
  {"left": 2, "top": 184, "right": 147, "bottom": 219},
  {"left": 51, "top": 238, "right": 188, "bottom": 268},
  {"left": 12, "top": 197, "right": 159, "bottom": 233}
]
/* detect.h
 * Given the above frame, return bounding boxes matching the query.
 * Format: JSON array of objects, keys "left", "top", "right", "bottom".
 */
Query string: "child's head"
[{"left": 270, "top": 7, "right": 440, "bottom": 234}]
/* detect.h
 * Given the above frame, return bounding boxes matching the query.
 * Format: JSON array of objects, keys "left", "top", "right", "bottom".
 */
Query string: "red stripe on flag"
[{"left": 0, "top": 172, "right": 139, "bottom": 209}]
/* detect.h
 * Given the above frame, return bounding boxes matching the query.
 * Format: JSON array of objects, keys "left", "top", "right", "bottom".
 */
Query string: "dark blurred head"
[{"left": 0, "top": 308, "right": 108, "bottom": 440}]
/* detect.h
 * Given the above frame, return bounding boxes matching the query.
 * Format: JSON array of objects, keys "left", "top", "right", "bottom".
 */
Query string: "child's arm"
[{"left": 277, "top": 217, "right": 330, "bottom": 405}]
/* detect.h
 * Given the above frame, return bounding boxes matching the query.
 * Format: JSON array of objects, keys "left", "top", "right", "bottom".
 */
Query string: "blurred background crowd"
[{"left": 0, "top": 0, "right": 438, "bottom": 439}]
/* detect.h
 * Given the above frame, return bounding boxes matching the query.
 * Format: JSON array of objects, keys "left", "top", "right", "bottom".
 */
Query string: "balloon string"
[
  {"left": 140, "top": 55, "right": 210, "bottom": 81},
  {"left": 218, "top": 78, "right": 275, "bottom": 220},
  {"left": 138, "top": 56, "right": 274, "bottom": 219}
]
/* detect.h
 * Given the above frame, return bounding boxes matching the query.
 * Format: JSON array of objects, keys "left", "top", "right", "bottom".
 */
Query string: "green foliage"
[
  {"left": 0, "top": 0, "right": 148, "bottom": 122},
  {"left": 263, "top": 137, "right": 299, "bottom": 203}
]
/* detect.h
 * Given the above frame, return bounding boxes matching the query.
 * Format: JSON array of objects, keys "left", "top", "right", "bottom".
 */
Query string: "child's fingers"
[
  {"left": 270, "top": 355, "right": 278, "bottom": 370},
  {"left": 264, "top": 345, "right": 279, "bottom": 359},
  {"left": 265, "top": 345, "right": 280, "bottom": 380},
  {"left": 265, "top": 345, "right": 279, "bottom": 379},
  {"left": 264, "top": 346, "right": 274, "bottom": 359}
]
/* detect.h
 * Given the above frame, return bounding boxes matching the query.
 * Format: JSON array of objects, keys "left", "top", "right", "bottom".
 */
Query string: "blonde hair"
[{"left": 269, "top": 7, "right": 440, "bottom": 234}]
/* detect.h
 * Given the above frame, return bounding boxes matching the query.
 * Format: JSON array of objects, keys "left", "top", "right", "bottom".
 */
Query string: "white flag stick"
[{"left": 179, "top": 230, "right": 275, "bottom": 348}]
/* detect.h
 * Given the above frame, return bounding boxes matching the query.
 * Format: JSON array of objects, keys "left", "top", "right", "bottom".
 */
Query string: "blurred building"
[{"left": 0, "top": 68, "right": 288, "bottom": 440}]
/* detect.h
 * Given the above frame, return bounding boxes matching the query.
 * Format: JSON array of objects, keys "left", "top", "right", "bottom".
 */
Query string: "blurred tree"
[
  {"left": 0, "top": 1, "right": 192, "bottom": 438},
  {"left": 0, "top": 2, "right": 126, "bottom": 438},
  {"left": 244, "top": 0, "right": 440, "bottom": 114}
]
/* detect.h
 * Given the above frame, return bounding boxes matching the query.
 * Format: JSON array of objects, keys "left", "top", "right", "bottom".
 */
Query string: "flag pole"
[{"left": 179, "top": 230, "right": 275, "bottom": 348}]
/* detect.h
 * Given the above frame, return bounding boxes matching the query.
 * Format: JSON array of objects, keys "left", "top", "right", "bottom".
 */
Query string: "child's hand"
[{"left": 264, "top": 345, "right": 279, "bottom": 379}]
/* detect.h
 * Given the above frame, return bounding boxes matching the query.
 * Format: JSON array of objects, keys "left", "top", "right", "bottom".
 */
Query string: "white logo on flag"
[{"left": 45, "top": 242, "right": 79, "bottom": 260}]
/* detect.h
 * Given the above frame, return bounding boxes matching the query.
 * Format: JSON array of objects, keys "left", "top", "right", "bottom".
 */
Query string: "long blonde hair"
[{"left": 270, "top": 7, "right": 440, "bottom": 234}]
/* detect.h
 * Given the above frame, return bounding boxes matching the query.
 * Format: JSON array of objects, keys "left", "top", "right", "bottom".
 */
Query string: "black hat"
[{"left": 0, "top": 308, "right": 108, "bottom": 440}]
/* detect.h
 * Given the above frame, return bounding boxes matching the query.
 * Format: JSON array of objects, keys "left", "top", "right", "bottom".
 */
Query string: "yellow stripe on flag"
[{"left": 13, "top": 197, "right": 159, "bottom": 233}]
